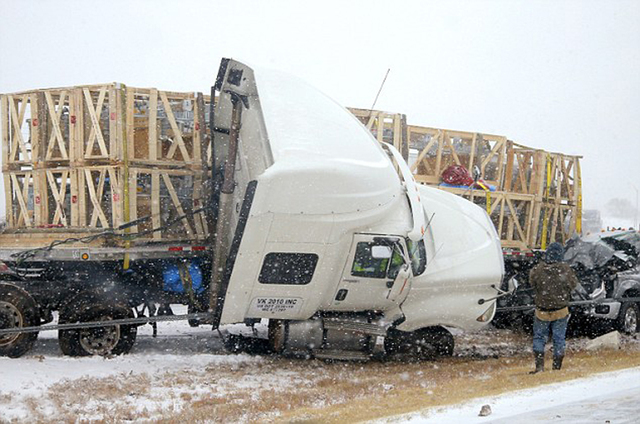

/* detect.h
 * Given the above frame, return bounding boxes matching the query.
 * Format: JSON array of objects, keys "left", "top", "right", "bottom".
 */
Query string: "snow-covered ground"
[
  {"left": 391, "top": 367, "right": 640, "bottom": 423},
  {"left": 2, "top": 307, "right": 640, "bottom": 422},
  {"left": 0, "top": 306, "right": 264, "bottom": 421}
]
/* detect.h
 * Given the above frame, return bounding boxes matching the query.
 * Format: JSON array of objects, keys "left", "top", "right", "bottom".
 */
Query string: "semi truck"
[{"left": 0, "top": 59, "right": 504, "bottom": 360}]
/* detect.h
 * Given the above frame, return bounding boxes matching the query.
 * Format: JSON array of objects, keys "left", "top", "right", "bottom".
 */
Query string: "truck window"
[
  {"left": 387, "top": 247, "right": 406, "bottom": 279},
  {"left": 351, "top": 242, "right": 404, "bottom": 279},
  {"left": 258, "top": 253, "right": 319, "bottom": 285},
  {"left": 406, "top": 238, "right": 427, "bottom": 276}
]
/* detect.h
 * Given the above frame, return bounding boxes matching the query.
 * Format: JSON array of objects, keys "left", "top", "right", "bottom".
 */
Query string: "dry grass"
[
  {"left": 0, "top": 393, "right": 12, "bottom": 404},
  {"left": 281, "top": 349, "right": 640, "bottom": 423},
  {"left": 8, "top": 331, "right": 640, "bottom": 423}
]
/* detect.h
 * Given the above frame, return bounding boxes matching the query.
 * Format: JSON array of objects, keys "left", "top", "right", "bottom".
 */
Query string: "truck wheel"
[
  {"left": 385, "top": 326, "right": 454, "bottom": 360},
  {"left": 58, "top": 294, "right": 137, "bottom": 357},
  {"left": 0, "top": 283, "right": 40, "bottom": 358},
  {"left": 424, "top": 326, "right": 455, "bottom": 357},
  {"left": 616, "top": 302, "right": 640, "bottom": 334}
]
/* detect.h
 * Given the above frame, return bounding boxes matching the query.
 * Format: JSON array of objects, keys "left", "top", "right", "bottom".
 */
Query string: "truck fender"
[{"left": 614, "top": 279, "right": 640, "bottom": 300}]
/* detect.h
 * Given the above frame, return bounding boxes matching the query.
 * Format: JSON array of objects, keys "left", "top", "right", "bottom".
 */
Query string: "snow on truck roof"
[{"left": 249, "top": 65, "right": 403, "bottom": 215}]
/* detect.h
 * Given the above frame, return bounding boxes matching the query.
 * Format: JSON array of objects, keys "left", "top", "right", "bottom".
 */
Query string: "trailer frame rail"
[{"left": 0, "top": 312, "right": 215, "bottom": 336}]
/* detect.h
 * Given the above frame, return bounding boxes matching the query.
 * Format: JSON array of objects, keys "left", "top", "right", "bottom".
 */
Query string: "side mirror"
[{"left": 371, "top": 246, "right": 392, "bottom": 259}]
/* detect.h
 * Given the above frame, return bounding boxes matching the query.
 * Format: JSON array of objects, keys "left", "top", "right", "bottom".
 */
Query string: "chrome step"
[{"left": 322, "top": 318, "right": 388, "bottom": 337}]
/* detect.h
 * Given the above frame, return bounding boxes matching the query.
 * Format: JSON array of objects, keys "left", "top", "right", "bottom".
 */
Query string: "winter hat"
[{"left": 545, "top": 242, "right": 564, "bottom": 263}]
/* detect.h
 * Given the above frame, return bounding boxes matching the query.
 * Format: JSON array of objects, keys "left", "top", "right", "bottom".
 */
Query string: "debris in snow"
[
  {"left": 585, "top": 331, "right": 621, "bottom": 351},
  {"left": 478, "top": 404, "right": 492, "bottom": 416}
]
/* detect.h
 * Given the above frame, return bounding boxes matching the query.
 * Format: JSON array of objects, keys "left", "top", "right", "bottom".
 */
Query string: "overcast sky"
[{"left": 1, "top": 0, "right": 638, "bottom": 226}]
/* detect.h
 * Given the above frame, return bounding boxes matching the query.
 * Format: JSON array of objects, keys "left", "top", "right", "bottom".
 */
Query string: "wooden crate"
[
  {"left": 127, "top": 87, "right": 210, "bottom": 168},
  {"left": 1, "top": 83, "right": 212, "bottom": 243},
  {"left": 3, "top": 168, "right": 37, "bottom": 228},
  {"left": 1, "top": 83, "right": 212, "bottom": 170},
  {"left": 408, "top": 126, "right": 507, "bottom": 188},
  {"left": 439, "top": 186, "right": 536, "bottom": 250},
  {"left": 1, "top": 165, "right": 209, "bottom": 244},
  {"left": 124, "top": 166, "right": 209, "bottom": 242}
]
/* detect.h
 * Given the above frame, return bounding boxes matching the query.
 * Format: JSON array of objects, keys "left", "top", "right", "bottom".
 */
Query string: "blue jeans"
[{"left": 533, "top": 316, "right": 568, "bottom": 357}]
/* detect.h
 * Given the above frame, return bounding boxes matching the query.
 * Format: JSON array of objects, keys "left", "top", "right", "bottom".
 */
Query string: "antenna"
[{"left": 367, "top": 68, "right": 391, "bottom": 120}]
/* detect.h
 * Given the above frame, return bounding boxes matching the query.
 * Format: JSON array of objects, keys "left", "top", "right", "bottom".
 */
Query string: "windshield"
[{"left": 407, "top": 238, "right": 427, "bottom": 276}]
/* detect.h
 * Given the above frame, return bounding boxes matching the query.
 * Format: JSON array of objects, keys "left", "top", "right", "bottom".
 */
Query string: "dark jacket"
[{"left": 529, "top": 261, "right": 579, "bottom": 311}]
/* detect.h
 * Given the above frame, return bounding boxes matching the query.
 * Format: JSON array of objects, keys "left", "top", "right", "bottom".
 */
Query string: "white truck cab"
[{"left": 210, "top": 59, "right": 504, "bottom": 360}]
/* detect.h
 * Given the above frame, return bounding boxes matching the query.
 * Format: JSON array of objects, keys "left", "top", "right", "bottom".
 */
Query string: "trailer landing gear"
[
  {"left": 58, "top": 292, "right": 137, "bottom": 357},
  {"left": 0, "top": 283, "right": 40, "bottom": 358}
]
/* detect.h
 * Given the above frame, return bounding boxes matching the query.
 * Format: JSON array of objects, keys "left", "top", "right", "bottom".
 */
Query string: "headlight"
[{"left": 476, "top": 301, "right": 497, "bottom": 322}]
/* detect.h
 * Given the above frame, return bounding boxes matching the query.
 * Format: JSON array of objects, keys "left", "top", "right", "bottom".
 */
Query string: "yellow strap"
[
  {"left": 485, "top": 191, "right": 491, "bottom": 215},
  {"left": 476, "top": 182, "right": 492, "bottom": 214}
]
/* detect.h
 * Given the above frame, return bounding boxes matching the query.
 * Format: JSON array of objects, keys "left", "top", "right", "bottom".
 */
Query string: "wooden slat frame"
[
  {"left": 159, "top": 90, "right": 191, "bottom": 162},
  {"left": 409, "top": 128, "right": 439, "bottom": 176},
  {"left": 82, "top": 86, "right": 110, "bottom": 159},
  {"left": 129, "top": 167, "right": 206, "bottom": 241},
  {"left": 1, "top": 95, "right": 9, "bottom": 169},
  {"left": 83, "top": 168, "right": 110, "bottom": 228},
  {"left": 7, "top": 94, "right": 31, "bottom": 164},
  {"left": 45, "top": 169, "right": 72, "bottom": 226},
  {"left": 43, "top": 90, "right": 70, "bottom": 161},
  {"left": 161, "top": 172, "right": 193, "bottom": 236},
  {"left": 9, "top": 172, "right": 34, "bottom": 227}
]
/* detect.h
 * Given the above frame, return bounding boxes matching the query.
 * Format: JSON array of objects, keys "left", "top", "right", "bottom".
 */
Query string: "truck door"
[{"left": 334, "top": 234, "right": 411, "bottom": 311}]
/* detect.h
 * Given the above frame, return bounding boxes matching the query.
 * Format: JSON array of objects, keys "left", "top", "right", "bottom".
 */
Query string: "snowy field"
[
  {"left": 1, "top": 306, "right": 640, "bottom": 423},
  {"left": 0, "top": 306, "right": 263, "bottom": 421}
]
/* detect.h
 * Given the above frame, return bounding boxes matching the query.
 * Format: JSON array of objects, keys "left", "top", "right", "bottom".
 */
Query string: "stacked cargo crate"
[
  {"left": 349, "top": 108, "right": 583, "bottom": 251},
  {"left": 0, "top": 83, "right": 211, "bottom": 247}
]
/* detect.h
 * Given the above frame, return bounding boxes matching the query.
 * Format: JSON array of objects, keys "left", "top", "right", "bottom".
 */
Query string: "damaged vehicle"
[{"left": 495, "top": 230, "right": 640, "bottom": 335}]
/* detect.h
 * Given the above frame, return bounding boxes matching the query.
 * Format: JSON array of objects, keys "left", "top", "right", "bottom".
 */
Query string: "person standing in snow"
[{"left": 528, "top": 242, "right": 579, "bottom": 373}]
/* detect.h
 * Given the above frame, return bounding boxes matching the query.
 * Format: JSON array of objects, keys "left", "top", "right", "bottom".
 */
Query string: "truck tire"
[
  {"left": 385, "top": 326, "right": 454, "bottom": 360},
  {"left": 616, "top": 302, "right": 640, "bottom": 334},
  {"left": 58, "top": 292, "right": 137, "bottom": 357},
  {"left": 425, "top": 326, "right": 455, "bottom": 357},
  {"left": 0, "top": 283, "right": 40, "bottom": 358}
]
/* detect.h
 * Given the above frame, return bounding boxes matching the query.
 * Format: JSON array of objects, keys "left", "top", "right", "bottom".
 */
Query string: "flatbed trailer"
[{"left": 0, "top": 238, "right": 212, "bottom": 357}]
